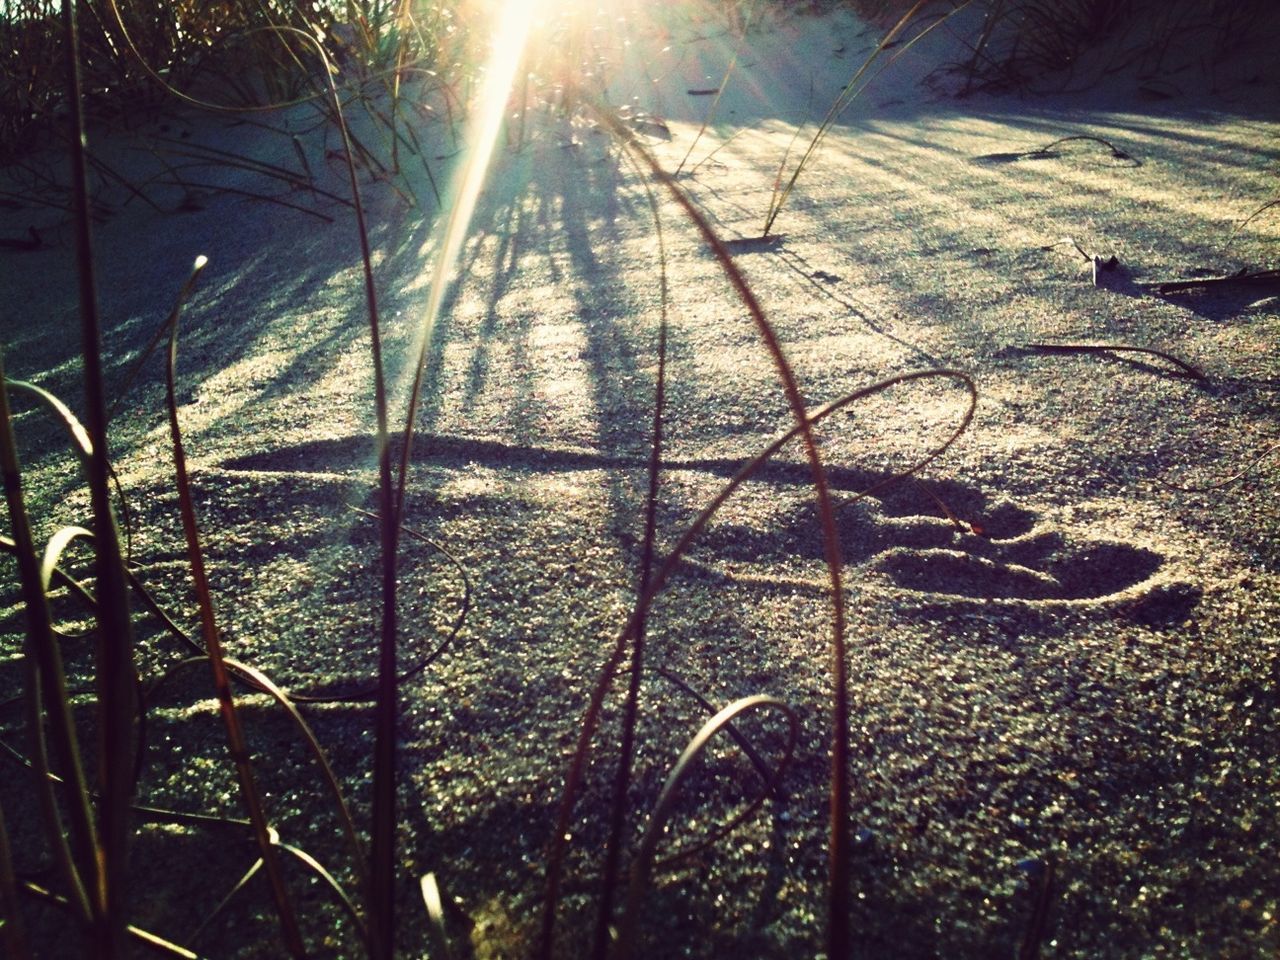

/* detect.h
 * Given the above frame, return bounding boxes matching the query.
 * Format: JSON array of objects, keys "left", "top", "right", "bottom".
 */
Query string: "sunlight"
[{"left": 401, "top": 0, "right": 544, "bottom": 427}]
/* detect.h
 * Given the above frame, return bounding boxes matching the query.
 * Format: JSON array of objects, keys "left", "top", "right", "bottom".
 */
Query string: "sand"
[{"left": 0, "top": 2, "right": 1277, "bottom": 957}]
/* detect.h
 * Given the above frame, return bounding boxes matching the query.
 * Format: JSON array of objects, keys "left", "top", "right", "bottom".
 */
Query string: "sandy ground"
[{"left": 1, "top": 3, "right": 1278, "bottom": 958}]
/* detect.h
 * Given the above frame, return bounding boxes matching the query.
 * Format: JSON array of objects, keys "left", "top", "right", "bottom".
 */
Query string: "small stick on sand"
[
  {"left": 1156, "top": 440, "right": 1279, "bottom": 493},
  {"left": 1023, "top": 342, "right": 1209, "bottom": 382}
]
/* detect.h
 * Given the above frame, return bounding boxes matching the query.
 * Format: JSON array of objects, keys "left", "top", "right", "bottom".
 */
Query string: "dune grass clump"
[
  {"left": 0, "top": 0, "right": 472, "bottom": 219},
  {"left": 941, "top": 0, "right": 1280, "bottom": 94},
  {"left": 0, "top": 0, "right": 316, "bottom": 156}
]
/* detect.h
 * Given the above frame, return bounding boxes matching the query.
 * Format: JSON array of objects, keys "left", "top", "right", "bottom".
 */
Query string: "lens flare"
[{"left": 401, "top": 0, "right": 543, "bottom": 430}]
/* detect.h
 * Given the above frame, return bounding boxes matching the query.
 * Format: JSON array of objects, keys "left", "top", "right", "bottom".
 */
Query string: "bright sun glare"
[
  {"left": 402, "top": 0, "right": 542, "bottom": 416},
  {"left": 401, "top": 0, "right": 655, "bottom": 425}
]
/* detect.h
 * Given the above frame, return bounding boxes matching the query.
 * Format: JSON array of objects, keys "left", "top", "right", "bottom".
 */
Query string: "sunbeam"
[{"left": 398, "top": 0, "right": 544, "bottom": 453}]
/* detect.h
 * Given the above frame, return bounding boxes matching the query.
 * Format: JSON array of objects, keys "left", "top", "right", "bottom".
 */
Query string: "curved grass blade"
[
  {"left": 184, "top": 857, "right": 263, "bottom": 950},
  {"left": 106, "top": 253, "right": 211, "bottom": 423},
  {"left": 277, "top": 841, "right": 369, "bottom": 950},
  {"left": 673, "top": 51, "right": 740, "bottom": 178},
  {"left": 2, "top": 376, "right": 137, "bottom": 569},
  {"left": 38, "top": 525, "right": 100, "bottom": 640},
  {"left": 144, "top": 653, "right": 370, "bottom": 902},
  {"left": 221, "top": 657, "right": 369, "bottom": 893},
  {"left": 0, "top": 376, "right": 140, "bottom": 570},
  {"left": 2, "top": 380, "right": 93, "bottom": 461},
  {"left": 647, "top": 685, "right": 798, "bottom": 873},
  {"left": 0, "top": 534, "right": 97, "bottom": 611},
  {"left": 763, "top": 1, "right": 972, "bottom": 236},
  {"left": 247, "top": 30, "right": 405, "bottom": 954},
  {"left": 650, "top": 664, "right": 785, "bottom": 804},
  {"left": 40, "top": 526, "right": 95, "bottom": 595},
  {"left": 162, "top": 255, "right": 306, "bottom": 958},
  {"left": 0, "top": 360, "right": 97, "bottom": 927},
  {"left": 614, "top": 695, "right": 797, "bottom": 959}
]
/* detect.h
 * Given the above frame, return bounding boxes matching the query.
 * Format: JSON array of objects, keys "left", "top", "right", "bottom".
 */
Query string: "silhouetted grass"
[{"left": 941, "top": 0, "right": 1279, "bottom": 94}]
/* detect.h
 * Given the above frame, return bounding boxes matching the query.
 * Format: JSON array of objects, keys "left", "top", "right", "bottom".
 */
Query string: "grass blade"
[
  {"left": 538, "top": 365, "right": 976, "bottom": 958},
  {"left": 61, "top": 4, "right": 138, "bottom": 952},
  {"left": 589, "top": 149, "right": 672, "bottom": 960},
  {"left": 0, "top": 787, "right": 32, "bottom": 958},
  {"left": 614, "top": 695, "right": 797, "bottom": 959},
  {"left": 598, "top": 108, "right": 853, "bottom": 959},
  {"left": 162, "top": 256, "right": 307, "bottom": 957},
  {"left": 673, "top": 50, "right": 740, "bottom": 178},
  {"left": 763, "top": 1, "right": 971, "bottom": 236},
  {"left": 0, "top": 372, "right": 98, "bottom": 930},
  {"left": 310, "top": 32, "right": 401, "bottom": 959}
]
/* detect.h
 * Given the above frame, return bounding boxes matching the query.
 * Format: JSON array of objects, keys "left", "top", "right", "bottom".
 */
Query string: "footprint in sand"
[
  {"left": 868, "top": 523, "right": 1201, "bottom": 626},
  {"left": 694, "top": 480, "right": 1197, "bottom": 626},
  {"left": 873, "top": 532, "right": 1159, "bottom": 601}
]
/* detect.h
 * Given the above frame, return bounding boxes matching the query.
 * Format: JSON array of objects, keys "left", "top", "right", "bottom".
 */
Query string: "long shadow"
[{"left": 220, "top": 429, "right": 997, "bottom": 505}]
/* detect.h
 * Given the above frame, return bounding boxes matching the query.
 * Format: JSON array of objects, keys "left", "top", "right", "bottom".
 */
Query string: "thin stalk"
[
  {"left": 538, "top": 367, "right": 975, "bottom": 960},
  {"left": 61, "top": 4, "right": 137, "bottom": 955},
  {"left": 763, "top": 1, "right": 970, "bottom": 236},
  {"left": 163, "top": 257, "right": 307, "bottom": 957},
  {"left": 608, "top": 112, "right": 852, "bottom": 960},
  {"left": 300, "top": 30, "right": 399, "bottom": 959},
  {"left": 589, "top": 154, "right": 670, "bottom": 959},
  {"left": 0, "top": 799, "right": 31, "bottom": 959},
  {"left": 963, "top": 0, "right": 1007, "bottom": 94},
  {"left": 673, "top": 46, "right": 742, "bottom": 178},
  {"left": 539, "top": 111, "right": 971, "bottom": 960},
  {"left": 685, "top": 123, "right": 757, "bottom": 178},
  {"left": 389, "top": 0, "right": 415, "bottom": 173}
]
